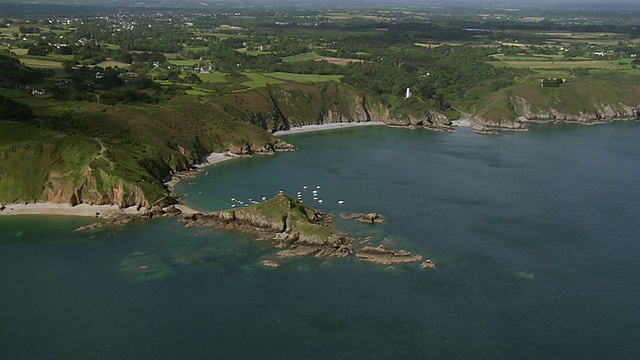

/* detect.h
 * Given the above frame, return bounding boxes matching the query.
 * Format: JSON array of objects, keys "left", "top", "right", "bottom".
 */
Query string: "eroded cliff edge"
[{"left": 470, "top": 80, "right": 640, "bottom": 133}]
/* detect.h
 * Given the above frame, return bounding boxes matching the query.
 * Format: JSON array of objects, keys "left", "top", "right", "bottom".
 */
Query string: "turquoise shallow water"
[{"left": 1, "top": 123, "right": 639, "bottom": 359}]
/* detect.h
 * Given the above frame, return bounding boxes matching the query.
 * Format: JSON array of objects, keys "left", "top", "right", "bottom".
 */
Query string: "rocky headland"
[
  {"left": 469, "top": 83, "right": 640, "bottom": 133},
  {"left": 180, "top": 194, "right": 433, "bottom": 268}
]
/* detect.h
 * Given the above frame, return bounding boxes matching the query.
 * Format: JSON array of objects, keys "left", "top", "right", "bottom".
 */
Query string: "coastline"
[
  {"left": 169, "top": 122, "right": 389, "bottom": 195},
  {"left": 0, "top": 203, "right": 141, "bottom": 217},
  {"left": 0, "top": 152, "right": 234, "bottom": 218},
  {"left": 2, "top": 120, "right": 433, "bottom": 218},
  {"left": 273, "top": 121, "right": 386, "bottom": 135},
  {"left": 164, "top": 151, "right": 238, "bottom": 192}
]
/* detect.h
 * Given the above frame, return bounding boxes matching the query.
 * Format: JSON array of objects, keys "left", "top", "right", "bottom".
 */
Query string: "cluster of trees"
[
  {"left": 340, "top": 45, "right": 517, "bottom": 107},
  {"left": 0, "top": 53, "right": 47, "bottom": 86},
  {"left": 18, "top": 26, "right": 40, "bottom": 34},
  {"left": 0, "top": 95, "right": 33, "bottom": 120}
]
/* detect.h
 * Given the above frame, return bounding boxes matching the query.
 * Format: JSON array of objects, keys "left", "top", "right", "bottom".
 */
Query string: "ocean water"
[{"left": 1, "top": 123, "right": 639, "bottom": 359}]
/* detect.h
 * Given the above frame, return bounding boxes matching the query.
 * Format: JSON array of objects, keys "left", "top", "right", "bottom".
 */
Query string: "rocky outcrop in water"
[
  {"left": 470, "top": 114, "right": 528, "bottom": 134},
  {"left": 181, "top": 194, "right": 354, "bottom": 259},
  {"left": 181, "top": 194, "right": 431, "bottom": 268},
  {"left": 340, "top": 212, "right": 386, "bottom": 224},
  {"left": 73, "top": 204, "right": 183, "bottom": 232},
  {"left": 355, "top": 245, "right": 424, "bottom": 265}
]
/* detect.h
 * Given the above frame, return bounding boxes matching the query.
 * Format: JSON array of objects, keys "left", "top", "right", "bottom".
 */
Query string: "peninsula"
[{"left": 180, "top": 193, "right": 431, "bottom": 268}]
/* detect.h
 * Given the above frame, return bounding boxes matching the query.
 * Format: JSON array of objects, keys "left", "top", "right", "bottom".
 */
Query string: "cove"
[{"left": 1, "top": 123, "right": 639, "bottom": 359}]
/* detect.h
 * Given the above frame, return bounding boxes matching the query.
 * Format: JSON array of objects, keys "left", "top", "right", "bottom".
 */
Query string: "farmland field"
[
  {"left": 19, "top": 58, "right": 63, "bottom": 69},
  {"left": 264, "top": 72, "right": 342, "bottom": 83},
  {"left": 240, "top": 72, "right": 284, "bottom": 88},
  {"left": 168, "top": 59, "right": 200, "bottom": 67},
  {"left": 197, "top": 72, "right": 228, "bottom": 83},
  {"left": 282, "top": 52, "right": 323, "bottom": 62}
]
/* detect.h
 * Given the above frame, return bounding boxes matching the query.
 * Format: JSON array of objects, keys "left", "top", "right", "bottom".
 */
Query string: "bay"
[{"left": 1, "top": 122, "right": 639, "bottom": 359}]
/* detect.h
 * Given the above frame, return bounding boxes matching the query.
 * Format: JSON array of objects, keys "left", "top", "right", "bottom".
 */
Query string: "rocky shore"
[
  {"left": 180, "top": 194, "right": 434, "bottom": 268},
  {"left": 469, "top": 89, "right": 640, "bottom": 133},
  {"left": 165, "top": 138, "right": 296, "bottom": 193}
]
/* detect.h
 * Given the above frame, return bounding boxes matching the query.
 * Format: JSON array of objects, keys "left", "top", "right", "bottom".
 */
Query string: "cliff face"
[
  {"left": 0, "top": 128, "right": 150, "bottom": 207},
  {"left": 515, "top": 97, "right": 639, "bottom": 122},
  {"left": 44, "top": 167, "right": 147, "bottom": 208},
  {"left": 1, "top": 82, "right": 450, "bottom": 207},
  {"left": 218, "top": 82, "right": 452, "bottom": 132},
  {"left": 382, "top": 110, "right": 453, "bottom": 130},
  {"left": 470, "top": 81, "right": 640, "bottom": 132},
  {"left": 224, "top": 138, "right": 295, "bottom": 155}
]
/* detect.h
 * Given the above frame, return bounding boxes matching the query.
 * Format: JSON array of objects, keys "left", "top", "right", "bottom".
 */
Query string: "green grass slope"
[
  {"left": 1, "top": 81, "right": 448, "bottom": 206},
  {"left": 471, "top": 72, "right": 640, "bottom": 130}
]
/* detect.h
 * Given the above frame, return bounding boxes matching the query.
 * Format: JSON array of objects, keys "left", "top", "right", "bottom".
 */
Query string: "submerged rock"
[
  {"left": 118, "top": 253, "right": 177, "bottom": 282},
  {"left": 261, "top": 260, "right": 281, "bottom": 268}
]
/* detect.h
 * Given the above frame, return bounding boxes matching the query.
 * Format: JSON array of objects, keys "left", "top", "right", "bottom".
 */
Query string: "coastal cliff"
[
  {"left": 470, "top": 80, "right": 640, "bottom": 133},
  {"left": 217, "top": 82, "right": 452, "bottom": 132},
  {"left": 0, "top": 82, "right": 450, "bottom": 207}
]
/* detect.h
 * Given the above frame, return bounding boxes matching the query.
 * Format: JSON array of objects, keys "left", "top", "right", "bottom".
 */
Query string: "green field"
[
  {"left": 197, "top": 72, "right": 228, "bottom": 83},
  {"left": 20, "top": 58, "right": 63, "bottom": 69},
  {"left": 265, "top": 72, "right": 342, "bottom": 83},
  {"left": 11, "top": 49, "right": 28, "bottom": 56},
  {"left": 185, "top": 89, "right": 213, "bottom": 96},
  {"left": 240, "top": 73, "right": 284, "bottom": 88},
  {"left": 168, "top": 59, "right": 200, "bottom": 67},
  {"left": 282, "top": 52, "right": 323, "bottom": 62},
  {"left": 163, "top": 53, "right": 180, "bottom": 60},
  {"left": 0, "top": 26, "right": 22, "bottom": 36},
  {"left": 97, "top": 60, "right": 131, "bottom": 68},
  {"left": 184, "top": 46, "right": 208, "bottom": 52}
]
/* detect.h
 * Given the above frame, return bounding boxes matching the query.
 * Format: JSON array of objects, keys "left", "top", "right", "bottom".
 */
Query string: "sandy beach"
[
  {"left": 164, "top": 151, "right": 239, "bottom": 191},
  {"left": 0, "top": 203, "right": 141, "bottom": 217},
  {"left": 273, "top": 121, "right": 386, "bottom": 135},
  {"left": 452, "top": 118, "right": 471, "bottom": 127}
]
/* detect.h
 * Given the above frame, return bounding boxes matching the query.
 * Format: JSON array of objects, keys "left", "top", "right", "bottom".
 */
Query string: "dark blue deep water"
[{"left": 1, "top": 123, "right": 639, "bottom": 359}]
